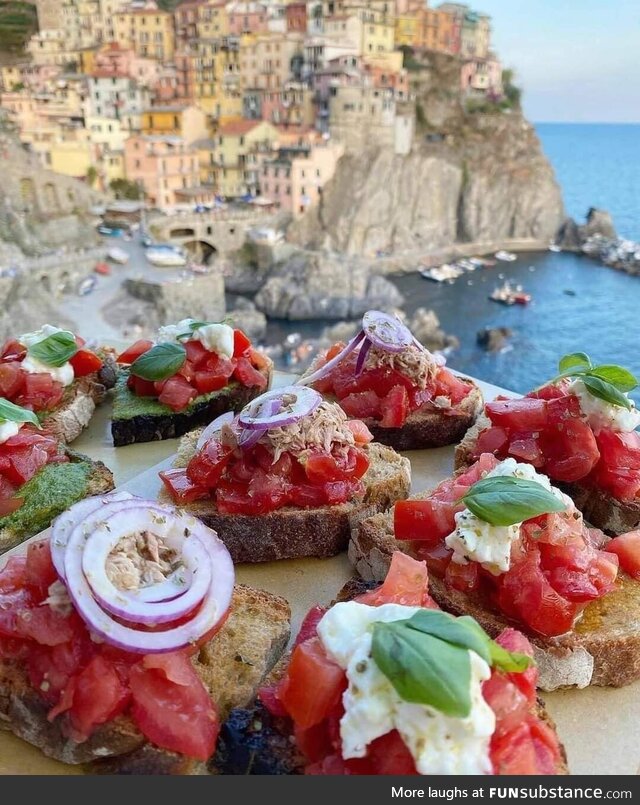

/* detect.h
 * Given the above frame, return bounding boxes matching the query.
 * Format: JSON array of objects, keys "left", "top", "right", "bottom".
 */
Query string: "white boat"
[
  {"left": 107, "top": 247, "right": 129, "bottom": 264},
  {"left": 548, "top": 243, "right": 562, "bottom": 253},
  {"left": 420, "top": 263, "right": 465, "bottom": 283},
  {"left": 145, "top": 248, "right": 187, "bottom": 267},
  {"left": 495, "top": 250, "right": 517, "bottom": 262}
]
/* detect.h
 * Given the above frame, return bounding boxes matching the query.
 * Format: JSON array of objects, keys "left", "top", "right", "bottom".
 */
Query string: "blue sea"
[{"left": 262, "top": 124, "right": 640, "bottom": 398}]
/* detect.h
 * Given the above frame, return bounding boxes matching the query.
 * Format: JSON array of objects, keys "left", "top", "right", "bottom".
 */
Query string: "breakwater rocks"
[{"left": 556, "top": 208, "right": 640, "bottom": 275}]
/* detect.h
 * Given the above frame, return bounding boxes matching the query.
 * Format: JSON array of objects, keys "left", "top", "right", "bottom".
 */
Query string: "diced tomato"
[
  {"left": 247, "top": 469, "right": 291, "bottom": 512},
  {"left": 345, "top": 419, "right": 373, "bottom": 444},
  {"left": 508, "top": 436, "right": 544, "bottom": 466},
  {"left": 0, "top": 555, "right": 27, "bottom": 592},
  {"left": 1, "top": 339, "right": 26, "bottom": 362},
  {"left": 490, "top": 722, "right": 540, "bottom": 775},
  {"left": 303, "top": 447, "right": 369, "bottom": 484},
  {"left": 606, "top": 531, "right": 640, "bottom": 579},
  {"left": 0, "top": 497, "right": 23, "bottom": 517},
  {"left": 545, "top": 567, "right": 599, "bottom": 602},
  {"left": 142, "top": 651, "right": 197, "bottom": 686},
  {"left": 158, "top": 375, "right": 196, "bottom": 412},
  {"left": 295, "top": 605, "right": 327, "bottom": 646},
  {"left": 528, "top": 716, "right": 562, "bottom": 773},
  {"left": 117, "top": 340, "right": 153, "bottom": 364},
  {"left": 394, "top": 497, "right": 458, "bottom": 545},
  {"left": 68, "top": 655, "right": 130, "bottom": 741},
  {"left": 0, "top": 362, "right": 24, "bottom": 398},
  {"left": 233, "top": 329, "right": 252, "bottom": 357},
  {"left": 194, "top": 370, "right": 229, "bottom": 393},
  {"left": 3, "top": 446, "right": 49, "bottom": 486},
  {"left": 25, "top": 540, "right": 57, "bottom": 598},
  {"left": 486, "top": 398, "right": 548, "bottom": 430},
  {"left": 127, "top": 374, "right": 157, "bottom": 397},
  {"left": 233, "top": 356, "right": 267, "bottom": 389},
  {"left": 539, "top": 417, "right": 600, "bottom": 482},
  {"left": 379, "top": 385, "right": 409, "bottom": 429},
  {"left": 184, "top": 339, "right": 209, "bottom": 367},
  {"left": 48, "top": 677, "right": 77, "bottom": 721},
  {"left": 547, "top": 394, "right": 582, "bottom": 423},
  {"left": 288, "top": 483, "right": 329, "bottom": 509},
  {"left": 177, "top": 359, "right": 196, "bottom": 383},
  {"left": 15, "top": 606, "right": 74, "bottom": 646},
  {"left": 69, "top": 349, "right": 102, "bottom": 377},
  {"left": 278, "top": 637, "right": 346, "bottom": 729},
  {"left": 475, "top": 425, "right": 508, "bottom": 455},
  {"left": 323, "top": 479, "right": 363, "bottom": 505},
  {"left": 187, "top": 439, "right": 233, "bottom": 488},
  {"left": 202, "top": 353, "right": 235, "bottom": 377},
  {"left": 215, "top": 481, "right": 256, "bottom": 514},
  {"left": 445, "top": 558, "right": 480, "bottom": 593},
  {"left": 16, "top": 373, "right": 64, "bottom": 411},
  {"left": 129, "top": 659, "right": 219, "bottom": 761},
  {"left": 249, "top": 347, "right": 269, "bottom": 371},
  {"left": 592, "top": 430, "right": 640, "bottom": 501},
  {"left": 356, "top": 552, "right": 435, "bottom": 608},
  {"left": 364, "top": 730, "right": 418, "bottom": 775},
  {"left": 159, "top": 468, "right": 208, "bottom": 504},
  {"left": 258, "top": 684, "right": 290, "bottom": 718},
  {"left": 432, "top": 369, "right": 472, "bottom": 405},
  {"left": 494, "top": 629, "right": 537, "bottom": 702},
  {"left": 339, "top": 390, "right": 381, "bottom": 420},
  {"left": 416, "top": 542, "right": 452, "bottom": 577},
  {"left": 483, "top": 673, "right": 530, "bottom": 736}
]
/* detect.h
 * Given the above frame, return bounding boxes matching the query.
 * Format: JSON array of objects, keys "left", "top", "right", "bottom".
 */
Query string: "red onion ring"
[
  {"left": 354, "top": 338, "right": 372, "bottom": 376},
  {"left": 238, "top": 385, "right": 321, "bottom": 430},
  {"left": 196, "top": 411, "right": 236, "bottom": 450},
  {"left": 62, "top": 501, "right": 234, "bottom": 653},
  {"left": 362, "top": 310, "right": 413, "bottom": 354},
  {"left": 81, "top": 506, "right": 212, "bottom": 624},
  {"left": 237, "top": 398, "right": 282, "bottom": 449},
  {"left": 50, "top": 491, "right": 135, "bottom": 581},
  {"left": 295, "top": 330, "right": 365, "bottom": 387}
]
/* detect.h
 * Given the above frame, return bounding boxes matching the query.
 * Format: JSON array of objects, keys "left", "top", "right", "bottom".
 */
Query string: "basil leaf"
[
  {"left": 587, "top": 365, "right": 637, "bottom": 393},
  {"left": 28, "top": 331, "right": 78, "bottom": 367},
  {"left": 402, "top": 610, "right": 492, "bottom": 666},
  {"left": 462, "top": 476, "right": 566, "bottom": 526},
  {"left": 0, "top": 398, "right": 40, "bottom": 428},
  {"left": 372, "top": 621, "right": 472, "bottom": 717},
  {"left": 558, "top": 352, "right": 591, "bottom": 373},
  {"left": 130, "top": 342, "right": 186, "bottom": 381},
  {"left": 581, "top": 375, "right": 632, "bottom": 410},
  {"left": 487, "top": 641, "right": 533, "bottom": 673}
]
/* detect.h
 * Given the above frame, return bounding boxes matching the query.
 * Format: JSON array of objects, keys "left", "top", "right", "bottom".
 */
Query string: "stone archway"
[
  {"left": 169, "top": 227, "right": 196, "bottom": 238},
  {"left": 182, "top": 240, "right": 217, "bottom": 264}
]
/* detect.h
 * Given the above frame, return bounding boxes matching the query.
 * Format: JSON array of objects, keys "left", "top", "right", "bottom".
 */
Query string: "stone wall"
[{"left": 123, "top": 272, "right": 226, "bottom": 324}]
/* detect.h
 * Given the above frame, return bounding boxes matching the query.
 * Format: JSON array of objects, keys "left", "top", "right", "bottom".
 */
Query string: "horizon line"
[{"left": 533, "top": 120, "right": 640, "bottom": 125}]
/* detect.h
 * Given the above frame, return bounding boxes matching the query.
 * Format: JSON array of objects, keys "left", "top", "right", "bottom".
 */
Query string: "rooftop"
[{"left": 218, "top": 118, "right": 263, "bottom": 136}]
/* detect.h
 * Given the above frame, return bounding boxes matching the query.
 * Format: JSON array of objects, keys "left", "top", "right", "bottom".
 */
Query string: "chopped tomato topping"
[
  {"left": 356, "top": 552, "right": 435, "bottom": 608},
  {"left": 233, "top": 329, "right": 252, "bottom": 357},
  {"left": 117, "top": 339, "right": 154, "bottom": 364},
  {"left": 69, "top": 349, "right": 103, "bottom": 377},
  {"left": 605, "top": 531, "right": 640, "bottom": 578}
]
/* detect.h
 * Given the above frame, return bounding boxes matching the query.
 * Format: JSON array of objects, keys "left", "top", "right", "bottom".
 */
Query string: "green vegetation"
[
  {"left": 109, "top": 178, "right": 144, "bottom": 200},
  {"left": 502, "top": 69, "right": 522, "bottom": 109},
  {"left": 415, "top": 100, "right": 426, "bottom": 128},
  {"left": 399, "top": 45, "right": 424, "bottom": 72},
  {"left": 86, "top": 165, "right": 98, "bottom": 186},
  {"left": 156, "top": 0, "right": 182, "bottom": 9},
  {"left": 0, "top": 1, "right": 37, "bottom": 54}
]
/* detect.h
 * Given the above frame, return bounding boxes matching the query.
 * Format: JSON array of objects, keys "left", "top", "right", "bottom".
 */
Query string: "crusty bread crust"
[
  {"left": 160, "top": 438, "right": 411, "bottom": 563},
  {"left": 365, "top": 382, "right": 483, "bottom": 451},
  {"left": 456, "top": 414, "right": 640, "bottom": 536},
  {"left": 111, "top": 364, "right": 273, "bottom": 447},
  {"left": 0, "top": 584, "right": 291, "bottom": 774},
  {"left": 215, "top": 577, "right": 568, "bottom": 775},
  {"left": 350, "top": 509, "right": 640, "bottom": 690}
]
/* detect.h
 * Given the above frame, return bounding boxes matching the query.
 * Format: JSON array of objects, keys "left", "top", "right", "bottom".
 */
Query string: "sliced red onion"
[
  {"left": 196, "top": 411, "right": 236, "bottom": 450},
  {"left": 81, "top": 506, "right": 212, "bottom": 624},
  {"left": 295, "top": 330, "right": 365, "bottom": 387},
  {"left": 62, "top": 502, "right": 234, "bottom": 653},
  {"left": 237, "top": 398, "right": 282, "bottom": 449},
  {"left": 238, "top": 385, "right": 321, "bottom": 430},
  {"left": 50, "top": 491, "right": 135, "bottom": 581},
  {"left": 354, "top": 337, "right": 372, "bottom": 376},
  {"left": 363, "top": 310, "right": 413, "bottom": 354}
]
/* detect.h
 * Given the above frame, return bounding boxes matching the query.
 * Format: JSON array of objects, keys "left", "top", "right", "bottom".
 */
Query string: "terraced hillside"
[{"left": 0, "top": 1, "right": 37, "bottom": 55}]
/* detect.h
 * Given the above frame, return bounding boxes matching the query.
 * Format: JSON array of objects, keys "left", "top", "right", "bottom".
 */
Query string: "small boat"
[
  {"left": 420, "top": 264, "right": 465, "bottom": 283},
  {"left": 146, "top": 247, "right": 187, "bottom": 267},
  {"left": 77, "top": 276, "right": 97, "bottom": 296},
  {"left": 94, "top": 262, "right": 111, "bottom": 276},
  {"left": 490, "top": 281, "right": 531, "bottom": 306},
  {"left": 549, "top": 243, "right": 562, "bottom": 253},
  {"left": 564, "top": 289, "right": 576, "bottom": 296},
  {"left": 495, "top": 250, "right": 517, "bottom": 262},
  {"left": 107, "top": 247, "right": 129, "bottom": 264}
]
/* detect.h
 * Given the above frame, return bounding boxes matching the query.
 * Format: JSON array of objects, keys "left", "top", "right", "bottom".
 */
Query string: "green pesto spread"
[
  {"left": 112, "top": 370, "right": 241, "bottom": 420},
  {"left": 0, "top": 462, "right": 92, "bottom": 538}
]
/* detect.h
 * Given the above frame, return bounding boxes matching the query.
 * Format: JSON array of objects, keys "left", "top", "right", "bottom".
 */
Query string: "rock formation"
[
  {"left": 477, "top": 326, "right": 513, "bottom": 352},
  {"left": 556, "top": 207, "right": 618, "bottom": 251}
]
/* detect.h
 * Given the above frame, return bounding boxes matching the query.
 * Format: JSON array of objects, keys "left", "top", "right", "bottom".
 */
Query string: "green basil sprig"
[
  {"left": 371, "top": 610, "right": 532, "bottom": 717},
  {"left": 28, "top": 331, "right": 78, "bottom": 368},
  {"left": 0, "top": 398, "right": 40, "bottom": 428},
  {"left": 175, "top": 319, "right": 231, "bottom": 341},
  {"left": 549, "top": 353, "right": 638, "bottom": 410},
  {"left": 461, "top": 476, "right": 565, "bottom": 527},
  {"left": 130, "top": 342, "right": 186, "bottom": 381}
]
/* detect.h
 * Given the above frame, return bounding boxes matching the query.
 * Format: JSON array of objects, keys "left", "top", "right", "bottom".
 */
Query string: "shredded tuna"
[
  {"left": 106, "top": 531, "right": 178, "bottom": 591},
  {"left": 43, "top": 580, "right": 72, "bottom": 616},
  {"left": 365, "top": 343, "right": 438, "bottom": 389},
  {"left": 264, "top": 400, "right": 355, "bottom": 461}
]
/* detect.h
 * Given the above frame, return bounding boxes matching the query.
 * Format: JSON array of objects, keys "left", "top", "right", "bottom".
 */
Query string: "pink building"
[
  {"left": 260, "top": 141, "right": 344, "bottom": 218},
  {"left": 286, "top": 2, "right": 306, "bottom": 32},
  {"left": 124, "top": 134, "right": 212, "bottom": 209},
  {"left": 93, "top": 42, "right": 161, "bottom": 88},
  {"left": 227, "top": 1, "right": 269, "bottom": 35},
  {"left": 363, "top": 63, "right": 410, "bottom": 100},
  {"left": 461, "top": 55, "right": 503, "bottom": 96},
  {"left": 261, "top": 82, "right": 314, "bottom": 127}
]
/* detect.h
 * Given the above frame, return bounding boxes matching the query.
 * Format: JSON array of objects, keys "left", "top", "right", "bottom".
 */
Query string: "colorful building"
[
  {"left": 227, "top": 1, "right": 269, "bottom": 35},
  {"left": 461, "top": 54, "right": 502, "bottom": 95},
  {"left": 261, "top": 81, "right": 315, "bottom": 126},
  {"left": 86, "top": 74, "right": 150, "bottom": 125},
  {"left": 113, "top": 4, "right": 176, "bottom": 62},
  {"left": 285, "top": 1, "right": 306, "bottom": 32},
  {"left": 141, "top": 104, "right": 209, "bottom": 144},
  {"left": 239, "top": 32, "right": 304, "bottom": 92},
  {"left": 260, "top": 140, "right": 343, "bottom": 217},
  {"left": 211, "top": 118, "right": 279, "bottom": 197}
]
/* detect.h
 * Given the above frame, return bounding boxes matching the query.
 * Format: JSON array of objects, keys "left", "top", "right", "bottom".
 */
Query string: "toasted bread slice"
[
  {"left": 0, "top": 450, "right": 114, "bottom": 555},
  {"left": 0, "top": 584, "right": 291, "bottom": 774},
  {"left": 111, "top": 363, "right": 273, "bottom": 447},
  {"left": 350, "top": 507, "right": 640, "bottom": 690},
  {"left": 40, "top": 354, "right": 118, "bottom": 445},
  {"left": 213, "top": 576, "right": 569, "bottom": 775},
  {"left": 456, "top": 414, "right": 640, "bottom": 536},
  {"left": 160, "top": 433, "right": 411, "bottom": 563}
]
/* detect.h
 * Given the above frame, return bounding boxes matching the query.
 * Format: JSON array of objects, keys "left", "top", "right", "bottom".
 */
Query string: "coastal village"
[{"left": 0, "top": 0, "right": 503, "bottom": 212}]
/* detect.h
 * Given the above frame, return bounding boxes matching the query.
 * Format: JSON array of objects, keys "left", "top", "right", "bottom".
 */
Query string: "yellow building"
[
  {"left": 0, "top": 64, "right": 26, "bottom": 92},
  {"left": 114, "top": 6, "right": 175, "bottom": 61},
  {"left": 49, "top": 132, "right": 96, "bottom": 179},
  {"left": 211, "top": 118, "right": 279, "bottom": 197},
  {"left": 394, "top": 13, "right": 419, "bottom": 47},
  {"left": 102, "top": 150, "right": 126, "bottom": 185},
  {"left": 197, "top": 1, "right": 229, "bottom": 39},
  {"left": 141, "top": 104, "right": 209, "bottom": 144}
]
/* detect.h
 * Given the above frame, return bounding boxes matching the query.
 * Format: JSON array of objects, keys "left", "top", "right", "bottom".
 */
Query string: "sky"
[{"left": 474, "top": 0, "right": 640, "bottom": 123}]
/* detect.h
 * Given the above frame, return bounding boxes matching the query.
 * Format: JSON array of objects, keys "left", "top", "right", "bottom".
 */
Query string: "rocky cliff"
[{"left": 289, "top": 53, "right": 564, "bottom": 256}]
